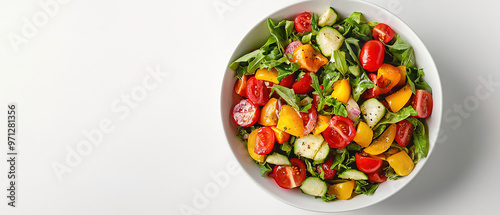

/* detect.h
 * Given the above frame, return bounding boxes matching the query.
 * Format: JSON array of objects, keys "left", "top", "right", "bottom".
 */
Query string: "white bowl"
[{"left": 220, "top": 0, "right": 442, "bottom": 212}]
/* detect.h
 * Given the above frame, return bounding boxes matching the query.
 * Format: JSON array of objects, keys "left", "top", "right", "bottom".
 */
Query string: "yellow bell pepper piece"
[
  {"left": 277, "top": 105, "right": 304, "bottom": 137},
  {"left": 328, "top": 180, "right": 355, "bottom": 200},
  {"left": 330, "top": 79, "right": 351, "bottom": 104},
  {"left": 364, "top": 124, "right": 396, "bottom": 155},
  {"left": 271, "top": 126, "right": 290, "bottom": 144},
  {"left": 385, "top": 84, "right": 412, "bottom": 112},
  {"left": 312, "top": 115, "right": 331, "bottom": 135},
  {"left": 255, "top": 68, "right": 279, "bottom": 84},
  {"left": 258, "top": 98, "right": 279, "bottom": 126},
  {"left": 247, "top": 129, "right": 266, "bottom": 162},
  {"left": 387, "top": 151, "right": 414, "bottom": 176},
  {"left": 396, "top": 65, "right": 407, "bottom": 87},
  {"left": 353, "top": 121, "right": 373, "bottom": 147}
]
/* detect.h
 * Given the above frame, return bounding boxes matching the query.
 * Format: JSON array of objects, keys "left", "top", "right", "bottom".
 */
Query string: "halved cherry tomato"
[
  {"left": 294, "top": 12, "right": 312, "bottom": 33},
  {"left": 411, "top": 89, "right": 433, "bottom": 118},
  {"left": 355, "top": 153, "right": 383, "bottom": 174},
  {"left": 300, "top": 106, "right": 318, "bottom": 136},
  {"left": 246, "top": 77, "right": 270, "bottom": 106},
  {"left": 285, "top": 41, "right": 303, "bottom": 55},
  {"left": 273, "top": 158, "right": 307, "bottom": 189},
  {"left": 359, "top": 40, "right": 385, "bottom": 72},
  {"left": 372, "top": 23, "right": 395, "bottom": 43},
  {"left": 322, "top": 116, "right": 355, "bottom": 149},
  {"left": 254, "top": 127, "right": 275, "bottom": 155},
  {"left": 234, "top": 75, "right": 249, "bottom": 97},
  {"left": 367, "top": 168, "right": 387, "bottom": 183},
  {"left": 232, "top": 99, "right": 260, "bottom": 127},
  {"left": 395, "top": 119, "right": 414, "bottom": 147},
  {"left": 292, "top": 72, "right": 314, "bottom": 94},
  {"left": 316, "top": 157, "right": 337, "bottom": 180},
  {"left": 279, "top": 73, "right": 296, "bottom": 89}
]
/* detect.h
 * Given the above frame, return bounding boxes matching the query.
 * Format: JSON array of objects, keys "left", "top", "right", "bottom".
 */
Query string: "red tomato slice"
[
  {"left": 355, "top": 153, "right": 383, "bottom": 174},
  {"left": 273, "top": 158, "right": 307, "bottom": 189},
  {"left": 411, "top": 89, "right": 433, "bottom": 118},
  {"left": 300, "top": 106, "right": 318, "bottom": 136},
  {"left": 234, "top": 75, "right": 249, "bottom": 97},
  {"left": 395, "top": 119, "right": 414, "bottom": 147},
  {"left": 294, "top": 12, "right": 312, "bottom": 33},
  {"left": 316, "top": 157, "right": 337, "bottom": 180},
  {"left": 246, "top": 77, "right": 271, "bottom": 106},
  {"left": 285, "top": 41, "right": 303, "bottom": 55},
  {"left": 279, "top": 73, "right": 296, "bottom": 88},
  {"left": 322, "top": 116, "right": 355, "bottom": 149},
  {"left": 372, "top": 23, "right": 395, "bottom": 43},
  {"left": 254, "top": 127, "right": 275, "bottom": 155},
  {"left": 367, "top": 168, "right": 387, "bottom": 183},
  {"left": 292, "top": 72, "right": 313, "bottom": 94},
  {"left": 232, "top": 99, "right": 260, "bottom": 127},
  {"left": 359, "top": 40, "right": 385, "bottom": 72}
]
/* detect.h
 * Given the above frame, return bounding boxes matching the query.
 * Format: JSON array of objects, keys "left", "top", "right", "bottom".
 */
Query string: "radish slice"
[{"left": 346, "top": 97, "right": 361, "bottom": 121}]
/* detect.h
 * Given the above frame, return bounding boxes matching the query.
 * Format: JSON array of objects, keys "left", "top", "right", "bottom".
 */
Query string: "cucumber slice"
[
  {"left": 300, "top": 177, "right": 328, "bottom": 196},
  {"left": 318, "top": 7, "right": 338, "bottom": 27},
  {"left": 316, "top": 26, "right": 344, "bottom": 57},
  {"left": 338, "top": 169, "right": 368, "bottom": 180},
  {"left": 294, "top": 134, "right": 325, "bottom": 159},
  {"left": 313, "top": 142, "right": 330, "bottom": 164},
  {"left": 360, "top": 98, "right": 386, "bottom": 128},
  {"left": 265, "top": 153, "right": 291, "bottom": 166}
]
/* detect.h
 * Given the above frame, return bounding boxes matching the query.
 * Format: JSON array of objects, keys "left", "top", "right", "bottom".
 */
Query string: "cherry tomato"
[
  {"left": 246, "top": 77, "right": 271, "bottom": 106},
  {"left": 232, "top": 99, "right": 260, "bottom": 127},
  {"left": 279, "top": 73, "right": 296, "bottom": 88},
  {"left": 300, "top": 106, "right": 318, "bottom": 135},
  {"left": 254, "top": 127, "right": 275, "bottom": 155},
  {"left": 294, "top": 12, "right": 312, "bottom": 33},
  {"left": 316, "top": 157, "right": 337, "bottom": 180},
  {"left": 372, "top": 23, "right": 395, "bottom": 43},
  {"left": 395, "top": 119, "right": 414, "bottom": 147},
  {"left": 359, "top": 40, "right": 385, "bottom": 72},
  {"left": 273, "top": 158, "right": 307, "bottom": 189},
  {"left": 367, "top": 168, "right": 387, "bottom": 183},
  {"left": 292, "top": 72, "right": 314, "bottom": 94},
  {"left": 411, "top": 89, "right": 433, "bottom": 118},
  {"left": 285, "top": 41, "right": 303, "bottom": 55},
  {"left": 234, "top": 75, "right": 249, "bottom": 97},
  {"left": 322, "top": 116, "right": 355, "bottom": 149},
  {"left": 355, "top": 153, "right": 383, "bottom": 174}
]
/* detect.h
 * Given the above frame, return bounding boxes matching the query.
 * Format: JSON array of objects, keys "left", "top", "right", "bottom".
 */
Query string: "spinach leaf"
[
  {"left": 407, "top": 67, "right": 432, "bottom": 94},
  {"left": 267, "top": 18, "right": 294, "bottom": 53},
  {"left": 305, "top": 159, "right": 318, "bottom": 177},
  {"left": 354, "top": 180, "right": 379, "bottom": 195},
  {"left": 270, "top": 85, "right": 300, "bottom": 110},
  {"left": 331, "top": 148, "right": 347, "bottom": 170},
  {"left": 406, "top": 117, "right": 429, "bottom": 163},
  {"left": 387, "top": 35, "right": 416, "bottom": 68},
  {"left": 385, "top": 166, "right": 402, "bottom": 180},
  {"left": 320, "top": 63, "right": 341, "bottom": 94},
  {"left": 321, "top": 194, "right": 337, "bottom": 202},
  {"left": 275, "top": 62, "right": 300, "bottom": 82},
  {"left": 344, "top": 12, "right": 372, "bottom": 41},
  {"left": 310, "top": 73, "right": 326, "bottom": 111},
  {"left": 322, "top": 97, "right": 348, "bottom": 117},
  {"left": 375, "top": 106, "right": 417, "bottom": 128}
]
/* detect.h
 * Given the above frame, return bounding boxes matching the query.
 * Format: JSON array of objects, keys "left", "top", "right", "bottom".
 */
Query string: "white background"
[{"left": 1, "top": 0, "right": 499, "bottom": 214}]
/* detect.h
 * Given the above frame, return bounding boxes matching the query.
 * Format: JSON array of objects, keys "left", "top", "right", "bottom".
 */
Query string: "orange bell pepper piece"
[
  {"left": 396, "top": 65, "right": 407, "bottom": 87},
  {"left": 270, "top": 126, "right": 290, "bottom": 144},
  {"left": 330, "top": 79, "right": 351, "bottom": 104},
  {"left": 255, "top": 68, "right": 279, "bottom": 84},
  {"left": 376, "top": 64, "right": 401, "bottom": 95},
  {"left": 259, "top": 98, "right": 279, "bottom": 126},
  {"left": 353, "top": 121, "right": 373, "bottom": 147},
  {"left": 312, "top": 115, "right": 331, "bottom": 135},
  {"left": 385, "top": 84, "right": 412, "bottom": 112},
  {"left": 291, "top": 44, "right": 328, "bottom": 73},
  {"left": 277, "top": 105, "right": 304, "bottom": 137},
  {"left": 364, "top": 124, "right": 396, "bottom": 155}
]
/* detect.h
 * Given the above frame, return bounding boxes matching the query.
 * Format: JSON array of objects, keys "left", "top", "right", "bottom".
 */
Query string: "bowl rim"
[{"left": 220, "top": 0, "right": 442, "bottom": 212}]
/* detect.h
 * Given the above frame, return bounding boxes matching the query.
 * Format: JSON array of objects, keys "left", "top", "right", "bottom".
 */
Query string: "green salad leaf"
[
  {"left": 406, "top": 117, "right": 429, "bottom": 162},
  {"left": 354, "top": 180, "right": 379, "bottom": 195}
]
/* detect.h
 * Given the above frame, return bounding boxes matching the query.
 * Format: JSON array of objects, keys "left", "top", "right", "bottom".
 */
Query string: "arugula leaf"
[
  {"left": 281, "top": 139, "right": 293, "bottom": 157},
  {"left": 229, "top": 49, "right": 265, "bottom": 71},
  {"left": 372, "top": 124, "right": 387, "bottom": 139},
  {"left": 275, "top": 63, "right": 300, "bottom": 82},
  {"left": 311, "top": 13, "right": 320, "bottom": 35},
  {"left": 333, "top": 50, "right": 348, "bottom": 76},
  {"left": 322, "top": 98, "right": 348, "bottom": 117},
  {"left": 331, "top": 148, "right": 347, "bottom": 170},
  {"left": 375, "top": 106, "right": 418, "bottom": 128},
  {"left": 387, "top": 35, "right": 416, "bottom": 68},
  {"left": 310, "top": 73, "right": 326, "bottom": 111},
  {"left": 349, "top": 72, "right": 375, "bottom": 102},
  {"left": 320, "top": 63, "right": 341, "bottom": 94},
  {"left": 299, "top": 103, "right": 312, "bottom": 113},
  {"left": 259, "top": 163, "right": 272, "bottom": 176},
  {"left": 270, "top": 85, "right": 300, "bottom": 110},
  {"left": 267, "top": 18, "right": 294, "bottom": 53},
  {"left": 354, "top": 180, "right": 379, "bottom": 195},
  {"left": 344, "top": 12, "right": 372, "bottom": 41},
  {"left": 346, "top": 142, "right": 362, "bottom": 151},
  {"left": 321, "top": 194, "right": 337, "bottom": 202},
  {"left": 305, "top": 159, "right": 318, "bottom": 177},
  {"left": 406, "top": 117, "right": 429, "bottom": 163}
]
